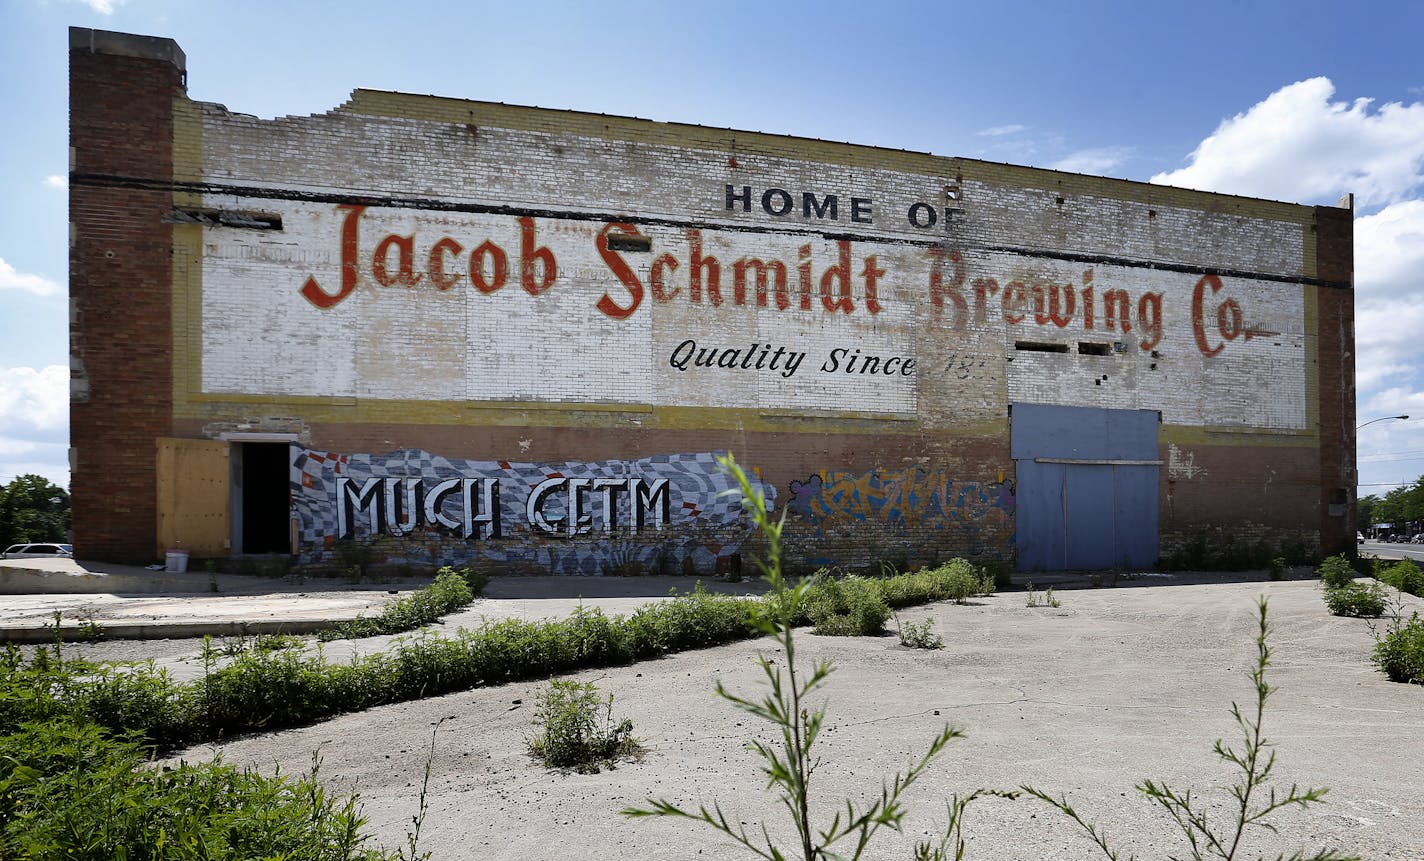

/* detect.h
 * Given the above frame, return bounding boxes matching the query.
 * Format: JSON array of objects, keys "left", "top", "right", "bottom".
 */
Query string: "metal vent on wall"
[{"left": 163, "top": 208, "right": 283, "bottom": 230}]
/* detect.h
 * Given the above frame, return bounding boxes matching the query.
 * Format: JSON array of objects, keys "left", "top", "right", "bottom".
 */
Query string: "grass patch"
[
  {"left": 873, "top": 558, "right": 994, "bottom": 608},
  {"left": 318, "top": 567, "right": 483, "bottom": 641},
  {"left": 0, "top": 705, "right": 393, "bottom": 859}
]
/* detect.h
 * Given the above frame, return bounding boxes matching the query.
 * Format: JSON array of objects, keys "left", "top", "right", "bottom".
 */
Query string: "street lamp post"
[
  {"left": 1356, "top": 415, "right": 1411, "bottom": 541},
  {"left": 1358, "top": 415, "right": 1409, "bottom": 431}
]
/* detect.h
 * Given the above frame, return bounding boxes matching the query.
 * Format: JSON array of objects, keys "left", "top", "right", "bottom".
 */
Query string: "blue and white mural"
[{"left": 291, "top": 448, "right": 775, "bottom": 574}]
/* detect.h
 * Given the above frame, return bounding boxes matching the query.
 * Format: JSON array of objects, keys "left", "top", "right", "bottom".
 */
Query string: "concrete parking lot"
[{"left": 149, "top": 576, "right": 1422, "bottom": 861}]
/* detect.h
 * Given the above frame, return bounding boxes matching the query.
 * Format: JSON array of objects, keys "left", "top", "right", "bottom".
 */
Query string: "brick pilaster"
[{"left": 69, "top": 28, "right": 185, "bottom": 562}]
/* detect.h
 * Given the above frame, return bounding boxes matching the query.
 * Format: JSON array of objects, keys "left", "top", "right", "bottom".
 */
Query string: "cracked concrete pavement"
[{"left": 147, "top": 577, "right": 1423, "bottom": 861}]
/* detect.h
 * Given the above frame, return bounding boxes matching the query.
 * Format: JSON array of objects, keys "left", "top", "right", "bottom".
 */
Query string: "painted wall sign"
[
  {"left": 291, "top": 448, "right": 776, "bottom": 574},
  {"left": 722, "top": 184, "right": 958, "bottom": 231},
  {"left": 291, "top": 206, "right": 1277, "bottom": 358},
  {"left": 195, "top": 119, "right": 1309, "bottom": 430}
]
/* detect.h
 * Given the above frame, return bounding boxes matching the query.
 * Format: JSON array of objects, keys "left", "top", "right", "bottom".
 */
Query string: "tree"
[
  {"left": 1402, "top": 477, "right": 1424, "bottom": 526},
  {"left": 0, "top": 475, "right": 70, "bottom": 546},
  {"left": 1358, "top": 494, "right": 1379, "bottom": 530}
]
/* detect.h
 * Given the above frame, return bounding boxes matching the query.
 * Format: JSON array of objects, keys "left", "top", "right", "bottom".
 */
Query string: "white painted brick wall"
[{"left": 195, "top": 101, "right": 1311, "bottom": 430}]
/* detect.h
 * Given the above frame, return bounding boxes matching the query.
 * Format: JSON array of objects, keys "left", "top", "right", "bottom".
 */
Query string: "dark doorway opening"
[{"left": 239, "top": 443, "right": 292, "bottom": 555}]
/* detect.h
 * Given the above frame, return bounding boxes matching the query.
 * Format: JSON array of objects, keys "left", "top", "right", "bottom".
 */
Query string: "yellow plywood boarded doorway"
[{"left": 155, "top": 437, "right": 230, "bottom": 558}]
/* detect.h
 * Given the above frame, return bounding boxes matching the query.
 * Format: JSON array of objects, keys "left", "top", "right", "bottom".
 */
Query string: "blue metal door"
[{"left": 1012, "top": 404, "right": 1159, "bottom": 571}]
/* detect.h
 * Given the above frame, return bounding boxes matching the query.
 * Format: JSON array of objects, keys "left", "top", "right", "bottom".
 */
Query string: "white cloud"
[
  {"left": 1354, "top": 202, "right": 1424, "bottom": 489},
  {"left": 0, "top": 259, "right": 61, "bottom": 297},
  {"left": 1048, "top": 146, "right": 1134, "bottom": 176},
  {"left": 1355, "top": 297, "right": 1424, "bottom": 391},
  {"left": 0, "top": 366, "right": 68, "bottom": 435},
  {"left": 977, "top": 124, "right": 1027, "bottom": 137},
  {"left": 79, "top": 0, "right": 120, "bottom": 14},
  {"left": 0, "top": 365, "right": 69, "bottom": 488},
  {"left": 1151, "top": 77, "right": 1424, "bottom": 209},
  {"left": 1354, "top": 201, "right": 1424, "bottom": 392},
  {"left": 1356, "top": 199, "right": 1424, "bottom": 298},
  {"left": 45, "top": 175, "right": 66, "bottom": 189}
]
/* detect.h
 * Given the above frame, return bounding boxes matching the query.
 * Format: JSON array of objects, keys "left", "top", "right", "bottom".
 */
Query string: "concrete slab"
[
  {"left": 1, "top": 556, "right": 344, "bottom": 595},
  {"left": 164, "top": 577, "right": 1424, "bottom": 861},
  {"left": 10, "top": 557, "right": 1422, "bottom": 857},
  {"left": 0, "top": 556, "right": 1327, "bottom": 645},
  {"left": 0, "top": 557, "right": 428, "bottom": 642}
]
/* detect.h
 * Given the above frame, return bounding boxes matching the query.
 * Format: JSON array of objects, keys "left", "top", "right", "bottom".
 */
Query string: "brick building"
[{"left": 68, "top": 28, "right": 1356, "bottom": 573}]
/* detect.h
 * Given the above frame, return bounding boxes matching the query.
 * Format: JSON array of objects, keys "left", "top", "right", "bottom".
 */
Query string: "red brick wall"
[
  {"left": 69, "top": 34, "right": 183, "bottom": 562},
  {"left": 1313, "top": 205, "right": 1356, "bottom": 556}
]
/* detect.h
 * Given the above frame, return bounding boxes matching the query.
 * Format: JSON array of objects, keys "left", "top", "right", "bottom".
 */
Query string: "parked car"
[
  {"left": 1358, "top": 532, "right": 1366, "bottom": 544},
  {"left": 0, "top": 543, "right": 73, "bottom": 559}
]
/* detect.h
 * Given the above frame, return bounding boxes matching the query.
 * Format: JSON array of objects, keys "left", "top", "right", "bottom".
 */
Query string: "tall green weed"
[
  {"left": 1315, "top": 555, "right": 1358, "bottom": 589},
  {"left": 527, "top": 679, "right": 640, "bottom": 773},
  {"left": 1023, "top": 598, "right": 1355, "bottom": 861},
  {"left": 803, "top": 574, "right": 891, "bottom": 636},
  {"left": 1373, "top": 612, "right": 1424, "bottom": 684},
  {"left": 1321, "top": 581, "right": 1386, "bottom": 618},
  {"left": 624, "top": 454, "right": 963, "bottom": 860},
  {"left": 1375, "top": 559, "right": 1424, "bottom": 597}
]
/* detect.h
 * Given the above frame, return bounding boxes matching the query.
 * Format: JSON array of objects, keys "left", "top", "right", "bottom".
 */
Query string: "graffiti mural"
[
  {"left": 785, "top": 467, "right": 1015, "bottom": 562},
  {"left": 291, "top": 448, "right": 775, "bottom": 574}
]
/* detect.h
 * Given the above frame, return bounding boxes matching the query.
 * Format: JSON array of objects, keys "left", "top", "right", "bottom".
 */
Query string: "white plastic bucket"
[{"left": 165, "top": 549, "right": 189, "bottom": 573}]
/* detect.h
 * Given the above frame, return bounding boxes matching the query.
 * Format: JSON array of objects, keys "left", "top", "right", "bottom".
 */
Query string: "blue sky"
[{"left": 2, "top": 0, "right": 1423, "bottom": 497}]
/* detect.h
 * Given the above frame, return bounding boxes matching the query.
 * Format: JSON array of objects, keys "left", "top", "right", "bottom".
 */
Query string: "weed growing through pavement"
[
  {"left": 1022, "top": 597, "right": 1356, "bottom": 861},
  {"left": 624, "top": 454, "right": 966, "bottom": 861},
  {"left": 527, "top": 679, "right": 641, "bottom": 773},
  {"left": 1370, "top": 588, "right": 1424, "bottom": 685},
  {"left": 1315, "top": 554, "right": 1358, "bottom": 589},
  {"left": 895, "top": 613, "right": 944, "bottom": 650},
  {"left": 914, "top": 789, "right": 1020, "bottom": 861},
  {"left": 1025, "top": 582, "right": 1061, "bottom": 608},
  {"left": 398, "top": 718, "right": 447, "bottom": 861},
  {"left": 1374, "top": 558, "right": 1424, "bottom": 598},
  {"left": 205, "top": 632, "right": 307, "bottom": 659},
  {"left": 319, "top": 567, "right": 480, "bottom": 641},
  {"left": 938, "top": 558, "right": 982, "bottom": 604},
  {"left": 804, "top": 573, "right": 892, "bottom": 635},
  {"left": 870, "top": 559, "right": 995, "bottom": 609},
  {"left": 0, "top": 652, "right": 394, "bottom": 859},
  {"left": 1321, "top": 581, "right": 1387, "bottom": 618}
]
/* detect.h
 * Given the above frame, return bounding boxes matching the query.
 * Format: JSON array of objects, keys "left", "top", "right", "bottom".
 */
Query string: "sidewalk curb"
[{"left": 0, "top": 617, "right": 349, "bottom": 644}]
